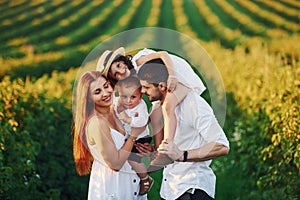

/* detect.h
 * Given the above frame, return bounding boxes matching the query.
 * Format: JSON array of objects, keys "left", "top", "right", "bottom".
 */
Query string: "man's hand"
[{"left": 158, "top": 140, "right": 183, "bottom": 161}]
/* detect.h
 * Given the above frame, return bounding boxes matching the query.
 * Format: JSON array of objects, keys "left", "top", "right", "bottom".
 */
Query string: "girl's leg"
[
  {"left": 150, "top": 83, "right": 191, "bottom": 166},
  {"left": 163, "top": 83, "right": 191, "bottom": 142},
  {"left": 162, "top": 93, "right": 178, "bottom": 142}
]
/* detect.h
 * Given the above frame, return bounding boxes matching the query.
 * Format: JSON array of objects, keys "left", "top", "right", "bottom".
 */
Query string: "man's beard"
[{"left": 148, "top": 92, "right": 163, "bottom": 102}]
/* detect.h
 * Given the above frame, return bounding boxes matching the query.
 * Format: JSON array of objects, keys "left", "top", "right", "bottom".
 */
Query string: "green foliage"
[
  {"left": 0, "top": 69, "right": 88, "bottom": 199},
  {"left": 210, "top": 41, "right": 300, "bottom": 199},
  {"left": 148, "top": 170, "right": 163, "bottom": 200}
]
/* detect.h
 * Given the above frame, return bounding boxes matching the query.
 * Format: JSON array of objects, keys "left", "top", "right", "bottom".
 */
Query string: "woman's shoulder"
[
  {"left": 89, "top": 114, "right": 103, "bottom": 123},
  {"left": 87, "top": 114, "right": 109, "bottom": 131}
]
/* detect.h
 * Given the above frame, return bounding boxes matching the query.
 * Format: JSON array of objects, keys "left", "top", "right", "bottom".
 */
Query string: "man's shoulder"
[
  {"left": 180, "top": 92, "right": 212, "bottom": 112},
  {"left": 183, "top": 92, "right": 205, "bottom": 103}
]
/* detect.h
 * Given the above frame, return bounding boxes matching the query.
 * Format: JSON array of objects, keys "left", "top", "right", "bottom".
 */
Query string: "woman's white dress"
[{"left": 87, "top": 128, "right": 147, "bottom": 200}]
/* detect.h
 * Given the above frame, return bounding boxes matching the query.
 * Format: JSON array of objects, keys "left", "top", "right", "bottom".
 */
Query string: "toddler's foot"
[{"left": 139, "top": 175, "right": 154, "bottom": 195}]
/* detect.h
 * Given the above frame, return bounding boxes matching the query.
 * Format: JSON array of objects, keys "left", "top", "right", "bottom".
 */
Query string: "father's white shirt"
[{"left": 153, "top": 92, "right": 229, "bottom": 199}]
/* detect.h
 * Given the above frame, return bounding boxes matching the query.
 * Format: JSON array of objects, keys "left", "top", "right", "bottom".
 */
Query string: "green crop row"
[
  {"left": 282, "top": 0, "right": 300, "bottom": 9},
  {"left": 0, "top": 0, "right": 50, "bottom": 23},
  {"left": 0, "top": 1, "right": 87, "bottom": 57},
  {"left": 1, "top": 0, "right": 299, "bottom": 79},
  {"left": 235, "top": 0, "right": 299, "bottom": 33},
  {"left": 32, "top": 1, "right": 111, "bottom": 53},
  {"left": 194, "top": 0, "right": 244, "bottom": 48},
  {"left": 0, "top": 1, "right": 72, "bottom": 42},
  {"left": 182, "top": 0, "right": 214, "bottom": 42},
  {"left": 255, "top": 0, "right": 300, "bottom": 23},
  {"left": 214, "top": 0, "right": 269, "bottom": 36}
]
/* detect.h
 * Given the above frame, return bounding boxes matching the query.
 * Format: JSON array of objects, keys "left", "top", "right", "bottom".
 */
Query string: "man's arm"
[{"left": 158, "top": 141, "right": 229, "bottom": 162}]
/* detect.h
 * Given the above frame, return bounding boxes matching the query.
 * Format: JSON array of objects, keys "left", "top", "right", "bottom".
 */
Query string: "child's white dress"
[{"left": 115, "top": 99, "right": 150, "bottom": 139}]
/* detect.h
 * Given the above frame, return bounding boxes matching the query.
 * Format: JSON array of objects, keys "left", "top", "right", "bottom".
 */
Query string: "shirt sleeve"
[
  {"left": 170, "top": 54, "right": 206, "bottom": 95},
  {"left": 186, "top": 95, "right": 229, "bottom": 148},
  {"left": 130, "top": 100, "right": 149, "bottom": 128},
  {"left": 132, "top": 48, "right": 156, "bottom": 72}
]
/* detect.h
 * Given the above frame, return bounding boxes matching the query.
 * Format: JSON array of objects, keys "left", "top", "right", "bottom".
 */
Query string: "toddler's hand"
[
  {"left": 118, "top": 111, "right": 130, "bottom": 124},
  {"left": 116, "top": 99, "right": 125, "bottom": 113}
]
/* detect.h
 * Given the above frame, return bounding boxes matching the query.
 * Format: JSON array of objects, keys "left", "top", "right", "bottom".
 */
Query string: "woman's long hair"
[{"left": 72, "top": 71, "right": 103, "bottom": 175}]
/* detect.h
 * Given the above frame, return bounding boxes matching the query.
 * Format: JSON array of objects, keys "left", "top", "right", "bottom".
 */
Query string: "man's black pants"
[{"left": 161, "top": 189, "right": 214, "bottom": 200}]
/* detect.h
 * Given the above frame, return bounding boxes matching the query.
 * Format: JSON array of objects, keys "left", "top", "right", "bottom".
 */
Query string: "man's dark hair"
[{"left": 137, "top": 58, "right": 169, "bottom": 85}]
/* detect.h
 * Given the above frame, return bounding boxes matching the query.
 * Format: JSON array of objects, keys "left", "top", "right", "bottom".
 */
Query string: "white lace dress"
[{"left": 87, "top": 128, "right": 147, "bottom": 200}]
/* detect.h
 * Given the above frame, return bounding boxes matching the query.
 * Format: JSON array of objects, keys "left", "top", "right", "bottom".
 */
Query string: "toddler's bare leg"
[
  {"left": 128, "top": 160, "right": 148, "bottom": 178},
  {"left": 129, "top": 160, "right": 154, "bottom": 195}
]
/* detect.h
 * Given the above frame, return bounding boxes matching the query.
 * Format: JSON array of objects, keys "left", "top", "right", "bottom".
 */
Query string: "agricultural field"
[{"left": 0, "top": 0, "right": 299, "bottom": 199}]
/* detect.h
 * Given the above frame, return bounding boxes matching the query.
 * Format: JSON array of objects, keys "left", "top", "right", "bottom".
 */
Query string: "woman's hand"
[
  {"left": 158, "top": 140, "right": 183, "bottom": 161},
  {"left": 135, "top": 142, "right": 153, "bottom": 157},
  {"left": 167, "top": 75, "right": 178, "bottom": 92},
  {"left": 130, "top": 125, "right": 147, "bottom": 138}
]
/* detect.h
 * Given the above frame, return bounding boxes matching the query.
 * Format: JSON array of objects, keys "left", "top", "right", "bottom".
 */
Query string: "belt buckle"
[{"left": 187, "top": 188, "right": 195, "bottom": 194}]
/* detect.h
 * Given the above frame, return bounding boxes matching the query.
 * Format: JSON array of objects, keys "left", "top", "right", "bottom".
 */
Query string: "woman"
[
  {"left": 96, "top": 47, "right": 206, "bottom": 168},
  {"left": 72, "top": 71, "right": 147, "bottom": 199}
]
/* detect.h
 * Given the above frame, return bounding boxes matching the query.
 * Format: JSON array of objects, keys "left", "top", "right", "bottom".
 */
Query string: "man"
[{"left": 137, "top": 59, "right": 229, "bottom": 200}]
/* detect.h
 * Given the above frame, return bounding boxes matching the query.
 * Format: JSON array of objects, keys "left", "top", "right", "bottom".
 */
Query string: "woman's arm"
[{"left": 88, "top": 117, "right": 143, "bottom": 171}]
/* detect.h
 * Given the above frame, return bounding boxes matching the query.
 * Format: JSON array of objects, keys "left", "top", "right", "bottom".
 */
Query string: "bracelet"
[
  {"left": 183, "top": 151, "right": 188, "bottom": 162},
  {"left": 128, "top": 136, "right": 136, "bottom": 143}
]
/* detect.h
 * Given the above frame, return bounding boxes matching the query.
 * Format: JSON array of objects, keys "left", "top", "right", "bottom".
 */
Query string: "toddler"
[{"left": 115, "top": 75, "right": 154, "bottom": 195}]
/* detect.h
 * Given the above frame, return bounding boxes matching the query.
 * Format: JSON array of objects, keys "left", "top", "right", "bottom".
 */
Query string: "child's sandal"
[{"left": 139, "top": 175, "right": 154, "bottom": 195}]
